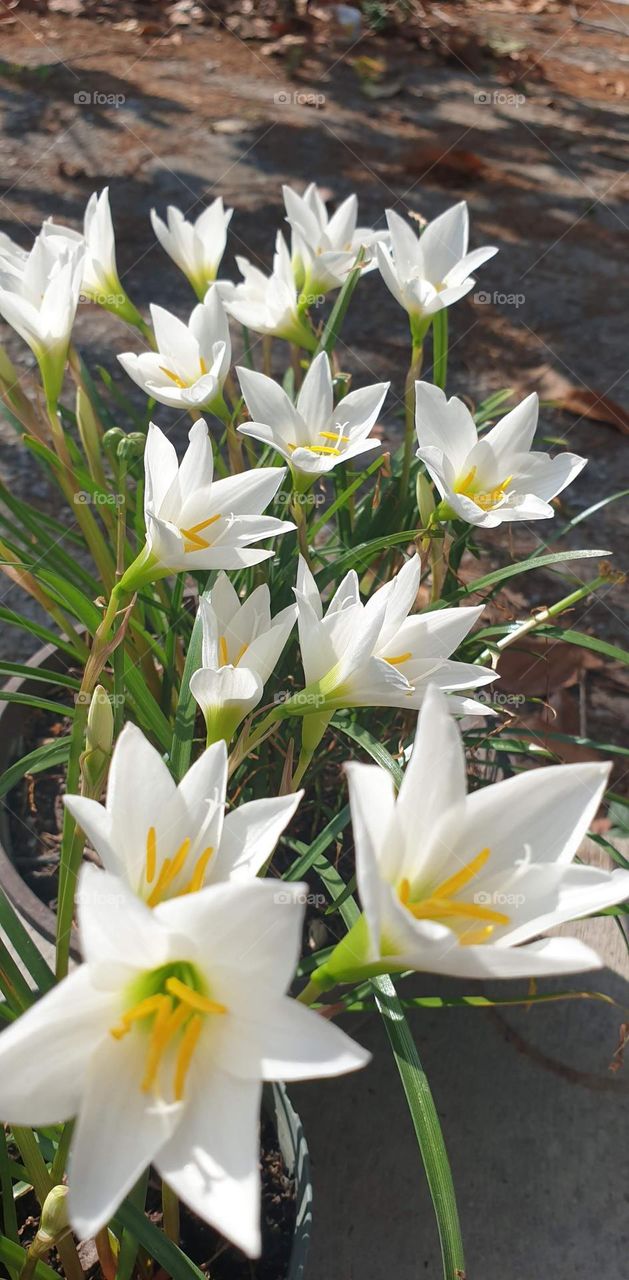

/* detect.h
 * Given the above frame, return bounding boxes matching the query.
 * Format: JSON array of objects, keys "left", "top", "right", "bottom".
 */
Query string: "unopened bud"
[
  {"left": 37, "top": 1184, "right": 69, "bottom": 1251},
  {"left": 86, "top": 685, "right": 114, "bottom": 756},
  {"left": 102, "top": 427, "right": 124, "bottom": 455},
  {"left": 416, "top": 472, "right": 436, "bottom": 527},
  {"left": 117, "top": 431, "right": 146, "bottom": 462}
]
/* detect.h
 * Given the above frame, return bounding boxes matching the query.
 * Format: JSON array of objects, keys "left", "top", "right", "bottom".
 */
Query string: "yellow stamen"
[
  {"left": 398, "top": 877, "right": 411, "bottom": 905},
  {"left": 141, "top": 995, "right": 177, "bottom": 1092},
  {"left": 199, "top": 356, "right": 208, "bottom": 376},
  {"left": 145, "top": 827, "right": 157, "bottom": 885},
  {"left": 146, "top": 837, "right": 192, "bottom": 907},
  {"left": 459, "top": 924, "right": 496, "bottom": 946},
  {"left": 181, "top": 513, "right": 222, "bottom": 554},
  {"left": 159, "top": 366, "right": 189, "bottom": 390},
  {"left": 219, "top": 635, "right": 228, "bottom": 666},
  {"left": 407, "top": 898, "right": 510, "bottom": 926},
  {"left": 183, "top": 845, "right": 214, "bottom": 894},
  {"left": 165, "top": 977, "right": 228, "bottom": 1016},
  {"left": 455, "top": 466, "right": 513, "bottom": 511},
  {"left": 110, "top": 994, "right": 165, "bottom": 1040},
  {"left": 455, "top": 465, "right": 477, "bottom": 495},
  {"left": 319, "top": 430, "right": 350, "bottom": 443},
  {"left": 431, "top": 847, "right": 490, "bottom": 900},
  {"left": 174, "top": 1015, "right": 203, "bottom": 1101},
  {"left": 386, "top": 652, "right": 412, "bottom": 666}
]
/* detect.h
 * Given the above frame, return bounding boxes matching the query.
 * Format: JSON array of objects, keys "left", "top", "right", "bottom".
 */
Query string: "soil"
[{"left": 6, "top": 1118, "right": 296, "bottom": 1280}]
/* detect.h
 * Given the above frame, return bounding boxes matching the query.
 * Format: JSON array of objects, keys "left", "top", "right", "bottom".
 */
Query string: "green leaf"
[
  {"left": 169, "top": 595, "right": 205, "bottom": 781},
  {"left": 0, "top": 735, "right": 71, "bottom": 801},
  {"left": 0, "top": 886, "right": 55, "bottom": 993},
  {"left": 316, "top": 528, "right": 419, "bottom": 587},
  {"left": 0, "top": 662, "right": 80, "bottom": 690},
  {"left": 0, "top": 1237, "right": 60, "bottom": 1280},
  {"left": 315, "top": 248, "right": 365, "bottom": 356},
  {"left": 113, "top": 1201, "right": 206, "bottom": 1280},
  {"left": 284, "top": 805, "right": 350, "bottom": 881},
  {"left": 332, "top": 715, "right": 404, "bottom": 786},
  {"left": 451, "top": 548, "right": 609, "bottom": 601},
  {"left": 0, "top": 691, "right": 74, "bottom": 718}
]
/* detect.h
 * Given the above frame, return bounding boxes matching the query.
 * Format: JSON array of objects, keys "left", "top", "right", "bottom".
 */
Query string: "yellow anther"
[
  {"left": 145, "top": 827, "right": 157, "bottom": 885},
  {"left": 199, "top": 356, "right": 208, "bottom": 376},
  {"left": 386, "top": 652, "right": 412, "bottom": 666},
  {"left": 181, "top": 512, "right": 222, "bottom": 553},
  {"left": 183, "top": 845, "right": 214, "bottom": 895},
  {"left": 174, "top": 1015, "right": 203, "bottom": 1101},
  {"left": 165, "top": 977, "right": 227, "bottom": 1016},
  {"left": 398, "top": 877, "right": 411, "bottom": 905},
  {"left": 460, "top": 924, "right": 496, "bottom": 946},
  {"left": 159, "top": 366, "right": 189, "bottom": 390},
  {"left": 319, "top": 430, "right": 350, "bottom": 443},
  {"left": 408, "top": 898, "right": 510, "bottom": 926},
  {"left": 146, "top": 837, "right": 192, "bottom": 907},
  {"left": 431, "top": 847, "right": 490, "bottom": 901},
  {"left": 219, "top": 635, "right": 229, "bottom": 666},
  {"left": 455, "top": 465, "right": 477, "bottom": 495},
  {"left": 110, "top": 994, "right": 165, "bottom": 1041}
]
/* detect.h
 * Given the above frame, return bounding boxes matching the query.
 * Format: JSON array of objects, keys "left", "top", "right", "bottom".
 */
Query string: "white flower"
[
  {"left": 333, "top": 683, "right": 629, "bottom": 982},
  {"left": 376, "top": 202, "right": 497, "bottom": 332},
  {"left": 292, "top": 553, "right": 495, "bottom": 717},
  {"left": 415, "top": 382, "right": 587, "bottom": 528},
  {"left": 0, "top": 226, "right": 84, "bottom": 403},
  {"left": 283, "top": 182, "right": 388, "bottom": 294},
  {"left": 0, "top": 230, "right": 28, "bottom": 277},
  {"left": 190, "top": 575, "right": 297, "bottom": 743},
  {"left": 64, "top": 721, "right": 301, "bottom": 900},
  {"left": 151, "top": 199, "right": 233, "bottom": 299},
  {"left": 220, "top": 232, "right": 316, "bottom": 350},
  {"left": 118, "top": 288, "right": 230, "bottom": 411},
  {"left": 237, "top": 350, "right": 388, "bottom": 479},
  {"left": 0, "top": 864, "right": 369, "bottom": 1252},
  {"left": 118, "top": 420, "right": 294, "bottom": 590}
]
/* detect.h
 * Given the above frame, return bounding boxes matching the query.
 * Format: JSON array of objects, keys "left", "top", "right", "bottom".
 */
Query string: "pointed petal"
[{"left": 214, "top": 792, "right": 303, "bottom": 882}]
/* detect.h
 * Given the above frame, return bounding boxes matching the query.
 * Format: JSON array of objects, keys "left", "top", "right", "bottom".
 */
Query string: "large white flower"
[
  {"left": 237, "top": 350, "right": 388, "bottom": 479},
  {"left": 328, "top": 684, "right": 629, "bottom": 983},
  {"left": 220, "top": 232, "right": 316, "bottom": 350},
  {"left": 415, "top": 382, "right": 587, "bottom": 528},
  {"left": 0, "top": 226, "right": 84, "bottom": 403},
  {"left": 291, "top": 553, "right": 495, "bottom": 717},
  {"left": 64, "top": 722, "right": 301, "bottom": 900},
  {"left": 376, "top": 202, "right": 497, "bottom": 332},
  {"left": 283, "top": 182, "right": 388, "bottom": 295},
  {"left": 118, "top": 288, "right": 230, "bottom": 411},
  {"left": 0, "top": 865, "right": 369, "bottom": 1252},
  {"left": 151, "top": 199, "right": 233, "bottom": 299},
  {"left": 190, "top": 576, "right": 297, "bottom": 743},
  {"left": 118, "top": 420, "right": 294, "bottom": 590}
]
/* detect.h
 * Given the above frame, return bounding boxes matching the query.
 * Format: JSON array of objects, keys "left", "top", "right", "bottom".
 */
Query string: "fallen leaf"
[{"left": 554, "top": 386, "right": 629, "bottom": 435}]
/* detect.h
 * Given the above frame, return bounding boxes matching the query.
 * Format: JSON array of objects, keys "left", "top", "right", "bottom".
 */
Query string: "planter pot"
[{"left": 0, "top": 644, "right": 313, "bottom": 1278}]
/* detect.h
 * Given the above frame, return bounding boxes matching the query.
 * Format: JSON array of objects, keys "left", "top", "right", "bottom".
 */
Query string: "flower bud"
[
  {"left": 86, "top": 685, "right": 114, "bottom": 757},
  {"left": 416, "top": 472, "right": 436, "bottom": 528},
  {"left": 36, "top": 1185, "right": 70, "bottom": 1253},
  {"left": 102, "top": 427, "right": 125, "bottom": 455},
  {"left": 117, "top": 431, "right": 145, "bottom": 462}
]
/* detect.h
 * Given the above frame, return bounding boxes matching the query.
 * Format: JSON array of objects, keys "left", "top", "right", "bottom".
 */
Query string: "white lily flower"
[
  {"left": 118, "top": 288, "right": 231, "bottom": 412},
  {"left": 415, "top": 382, "right": 587, "bottom": 528},
  {"left": 325, "top": 683, "right": 629, "bottom": 984},
  {"left": 220, "top": 232, "right": 316, "bottom": 350},
  {"left": 151, "top": 199, "right": 233, "bottom": 300},
  {"left": 282, "top": 182, "right": 389, "bottom": 295},
  {"left": 64, "top": 721, "right": 302, "bottom": 899},
  {"left": 291, "top": 553, "right": 495, "bottom": 719},
  {"left": 118, "top": 420, "right": 294, "bottom": 591},
  {"left": 0, "top": 226, "right": 84, "bottom": 404},
  {"left": 190, "top": 576, "right": 298, "bottom": 743},
  {"left": 237, "top": 350, "right": 388, "bottom": 479},
  {"left": 376, "top": 202, "right": 497, "bottom": 336},
  {"left": 0, "top": 230, "right": 28, "bottom": 277},
  {"left": 0, "top": 865, "right": 369, "bottom": 1252}
]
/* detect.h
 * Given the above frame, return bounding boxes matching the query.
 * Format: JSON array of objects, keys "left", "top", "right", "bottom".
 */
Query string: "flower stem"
[
  {"left": 399, "top": 341, "right": 423, "bottom": 503},
  {"left": 431, "top": 309, "right": 448, "bottom": 391}
]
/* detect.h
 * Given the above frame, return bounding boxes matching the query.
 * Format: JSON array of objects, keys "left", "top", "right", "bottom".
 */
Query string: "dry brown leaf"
[{"left": 554, "top": 387, "right": 629, "bottom": 436}]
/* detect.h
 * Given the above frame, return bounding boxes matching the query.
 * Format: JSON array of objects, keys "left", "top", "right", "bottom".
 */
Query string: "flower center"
[
  {"left": 397, "top": 846, "right": 510, "bottom": 946},
  {"left": 180, "top": 512, "right": 222, "bottom": 553},
  {"left": 110, "top": 961, "right": 227, "bottom": 1101},
  {"left": 289, "top": 422, "right": 351, "bottom": 457},
  {"left": 159, "top": 357, "right": 209, "bottom": 389},
  {"left": 218, "top": 635, "right": 248, "bottom": 667},
  {"left": 454, "top": 465, "right": 513, "bottom": 512},
  {"left": 144, "top": 826, "right": 214, "bottom": 905}
]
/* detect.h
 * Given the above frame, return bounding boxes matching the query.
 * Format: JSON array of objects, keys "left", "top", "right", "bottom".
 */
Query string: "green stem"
[
  {"left": 399, "top": 342, "right": 423, "bottom": 503},
  {"left": 478, "top": 573, "right": 612, "bottom": 667},
  {"left": 431, "top": 309, "right": 448, "bottom": 391},
  {"left": 46, "top": 402, "right": 115, "bottom": 589}
]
